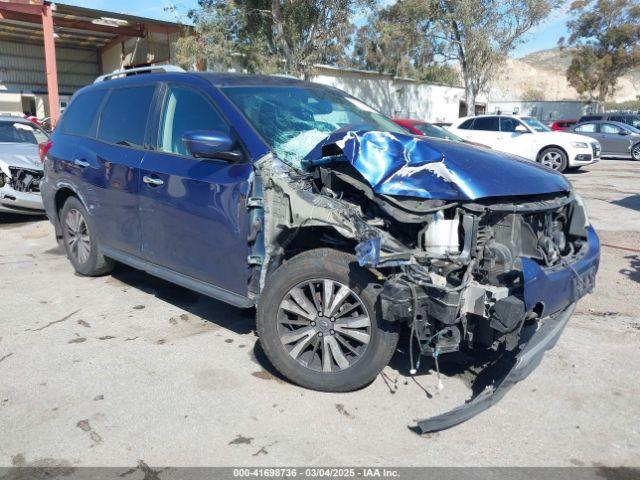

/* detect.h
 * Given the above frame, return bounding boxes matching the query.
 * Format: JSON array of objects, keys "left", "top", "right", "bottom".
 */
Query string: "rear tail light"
[{"left": 39, "top": 139, "right": 52, "bottom": 163}]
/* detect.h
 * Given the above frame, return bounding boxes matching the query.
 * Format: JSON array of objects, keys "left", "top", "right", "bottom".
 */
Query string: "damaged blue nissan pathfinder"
[{"left": 41, "top": 66, "right": 599, "bottom": 433}]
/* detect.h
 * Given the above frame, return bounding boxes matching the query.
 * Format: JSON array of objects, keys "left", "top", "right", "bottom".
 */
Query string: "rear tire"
[
  {"left": 256, "top": 248, "right": 399, "bottom": 392},
  {"left": 60, "top": 196, "right": 114, "bottom": 276},
  {"left": 538, "top": 147, "right": 568, "bottom": 172}
]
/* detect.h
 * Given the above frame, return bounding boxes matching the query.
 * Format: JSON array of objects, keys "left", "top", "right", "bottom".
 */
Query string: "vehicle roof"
[
  {"left": 0, "top": 115, "right": 33, "bottom": 124},
  {"left": 195, "top": 72, "right": 312, "bottom": 88},
  {"left": 552, "top": 119, "right": 577, "bottom": 122},
  {"left": 91, "top": 71, "right": 316, "bottom": 89},
  {"left": 394, "top": 118, "right": 429, "bottom": 124},
  {"left": 574, "top": 120, "right": 634, "bottom": 127}
]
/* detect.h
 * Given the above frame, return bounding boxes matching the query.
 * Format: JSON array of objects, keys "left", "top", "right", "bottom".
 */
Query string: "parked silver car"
[
  {"left": 0, "top": 116, "right": 49, "bottom": 214},
  {"left": 570, "top": 120, "right": 640, "bottom": 160}
]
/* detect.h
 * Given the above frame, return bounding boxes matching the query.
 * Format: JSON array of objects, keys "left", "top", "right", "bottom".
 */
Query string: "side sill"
[{"left": 101, "top": 247, "right": 255, "bottom": 309}]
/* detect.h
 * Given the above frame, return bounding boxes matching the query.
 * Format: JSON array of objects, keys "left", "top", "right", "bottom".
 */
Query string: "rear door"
[
  {"left": 139, "top": 81, "right": 253, "bottom": 296},
  {"left": 573, "top": 122, "right": 599, "bottom": 143},
  {"left": 77, "top": 84, "right": 157, "bottom": 255},
  {"left": 466, "top": 116, "right": 502, "bottom": 149}
]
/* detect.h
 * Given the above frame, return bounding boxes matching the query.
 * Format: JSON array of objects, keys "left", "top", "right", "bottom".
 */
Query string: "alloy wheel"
[
  {"left": 277, "top": 279, "right": 372, "bottom": 373},
  {"left": 65, "top": 208, "right": 91, "bottom": 265},
  {"left": 632, "top": 144, "right": 640, "bottom": 161},
  {"left": 540, "top": 151, "right": 563, "bottom": 170}
]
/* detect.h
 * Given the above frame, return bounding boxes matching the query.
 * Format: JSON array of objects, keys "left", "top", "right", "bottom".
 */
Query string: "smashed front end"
[{"left": 250, "top": 131, "right": 599, "bottom": 432}]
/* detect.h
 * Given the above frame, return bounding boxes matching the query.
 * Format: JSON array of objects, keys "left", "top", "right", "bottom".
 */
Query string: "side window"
[
  {"left": 97, "top": 85, "right": 155, "bottom": 147},
  {"left": 500, "top": 117, "right": 522, "bottom": 132},
  {"left": 60, "top": 89, "right": 107, "bottom": 137},
  {"left": 575, "top": 123, "right": 596, "bottom": 133},
  {"left": 158, "top": 84, "right": 229, "bottom": 156},
  {"left": 458, "top": 119, "right": 474, "bottom": 129},
  {"left": 600, "top": 123, "right": 621, "bottom": 134},
  {"left": 473, "top": 116, "right": 499, "bottom": 131}
]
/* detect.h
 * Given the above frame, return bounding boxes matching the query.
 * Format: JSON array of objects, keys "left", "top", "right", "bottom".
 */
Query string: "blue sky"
[{"left": 65, "top": 0, "right": 570, "bottom": 58}]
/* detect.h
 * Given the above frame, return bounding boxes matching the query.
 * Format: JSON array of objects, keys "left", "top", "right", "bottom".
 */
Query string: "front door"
[
  {"left": 599, "top": 123, "right": 629, "bottom": 156},
  {"left": 139, "top": 82, "right": 253, "bottom": 296}
]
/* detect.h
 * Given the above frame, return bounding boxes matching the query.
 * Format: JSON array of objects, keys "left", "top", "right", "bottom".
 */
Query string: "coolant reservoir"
[{"left": 423, "top": 211, "right": 460, "bottom": 257}]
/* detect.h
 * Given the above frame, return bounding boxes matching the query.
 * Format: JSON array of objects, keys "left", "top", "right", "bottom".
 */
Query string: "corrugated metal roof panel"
[{"left": 0, "top": 41, "right": 98, "bottom": 94}]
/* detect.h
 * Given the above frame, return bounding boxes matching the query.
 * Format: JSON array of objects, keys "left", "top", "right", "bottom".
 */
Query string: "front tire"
[
  {"left": 60, "top": 196, "right": 114, "bottom": 276},
  {"left": 257, "top": 248, "right": 399, "bottom": 392},
  {"left": 632, "top": 143, "right": 640, "bottom": 161},
  {"left": 539, "top": 147, "right": 568, "bottom": 172}
]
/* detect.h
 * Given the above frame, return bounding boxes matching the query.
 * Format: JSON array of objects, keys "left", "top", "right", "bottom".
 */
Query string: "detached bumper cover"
[
  {"left": 416, "top": 227, "right": 599, "bottom": 434},
  {"left": 416, "top": 303, "right": 575, "bottom": 433}
]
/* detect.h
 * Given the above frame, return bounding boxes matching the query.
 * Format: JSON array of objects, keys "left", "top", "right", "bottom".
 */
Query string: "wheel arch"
[
  {"left": 52, "top": 183, "right": 88, "bottom": 241},
  {"left": 536, "top": 144, "right": 569, "bottom": 162}
]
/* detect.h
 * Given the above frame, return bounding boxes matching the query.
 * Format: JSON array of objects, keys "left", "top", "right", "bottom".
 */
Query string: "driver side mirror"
[
  {"left": 182, "top": 130, "right": 243, "bottom": 162},
  {"left": 514, "top": 125, "right": 529, "bottom": 133},
  {"left": 618, "top": 130, "right": 630, "bottom": 135}
]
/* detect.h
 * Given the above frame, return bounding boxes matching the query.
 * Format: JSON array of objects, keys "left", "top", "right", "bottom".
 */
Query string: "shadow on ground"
[
  {"left": 109, "top": 263, "right": 255, "bottom": 335},
  {"left": 620, "top": 255, "right": 640, "bottom": 284},
  {"left": 0, "top": 213, "right": 47, "bottom": 227},
  {"left": 612, "top": 194, "right": 640, "bottom": 212}
]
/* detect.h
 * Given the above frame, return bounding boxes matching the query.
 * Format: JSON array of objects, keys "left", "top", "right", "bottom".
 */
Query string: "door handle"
[
  {"left": 143, "top": 175, "right": 164, "bottom": 187},
  {"left": 73, "top": 159, "right": 90, "bottom": 168}
]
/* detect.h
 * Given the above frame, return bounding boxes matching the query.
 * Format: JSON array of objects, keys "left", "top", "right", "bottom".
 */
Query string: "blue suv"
[{"left": 41, "top": 66, "right": 599, "bottom": 432}]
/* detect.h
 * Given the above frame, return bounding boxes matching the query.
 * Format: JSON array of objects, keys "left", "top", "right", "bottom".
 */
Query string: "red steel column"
[{"left": 42, "top": 3, "right": 60, "bottom": 126}]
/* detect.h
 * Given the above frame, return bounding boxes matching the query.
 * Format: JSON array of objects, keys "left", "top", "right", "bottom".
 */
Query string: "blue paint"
[
  {"left": 307, "top": 130, "right": 571, "bottom": 200},
  {"left": 521, "top": 227, "right": 600, "bottom": 316}
]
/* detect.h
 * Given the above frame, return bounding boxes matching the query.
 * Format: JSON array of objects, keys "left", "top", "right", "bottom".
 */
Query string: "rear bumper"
[{"left": 417, "top": 302, "right": 575, "bottom": 433}]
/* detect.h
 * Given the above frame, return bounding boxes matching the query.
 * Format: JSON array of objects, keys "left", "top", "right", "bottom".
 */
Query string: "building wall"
[
  {"left": 0, "top": 40, "right": 98, "bottom": 96},
  {"left": 0, "top": 40, "right": 98, "bottom": 117},
  {"left": 311, "top": 66, "right": 484, "bottom": 123},
  {"left": 100, "top": 31, "right": 180, "bottom": 73},
  {"left": 487, "top": 100, "right": 597, "bottom": 122}
]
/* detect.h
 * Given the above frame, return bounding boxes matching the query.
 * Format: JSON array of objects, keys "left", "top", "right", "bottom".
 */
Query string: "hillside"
[{"left": 488, "top": 48, "right": 639, "bottom": 102}]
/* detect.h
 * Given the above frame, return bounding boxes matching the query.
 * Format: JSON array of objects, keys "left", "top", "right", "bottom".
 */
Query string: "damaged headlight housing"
[{"left": 574, "top": 191, "right": 591, "bottom": 227}]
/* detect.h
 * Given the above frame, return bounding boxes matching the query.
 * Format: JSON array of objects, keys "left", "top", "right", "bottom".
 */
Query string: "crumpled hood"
[
  {"left": 308, "top": 131, "right": 571, "bottom": 201},
  {"left": 0, "top": 143, "right": 42, "bottom": 175}
]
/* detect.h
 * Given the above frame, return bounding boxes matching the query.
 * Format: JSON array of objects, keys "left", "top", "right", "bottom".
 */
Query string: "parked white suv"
[{"left": 449, "top": 115, "right": 601, "bottom": 172}]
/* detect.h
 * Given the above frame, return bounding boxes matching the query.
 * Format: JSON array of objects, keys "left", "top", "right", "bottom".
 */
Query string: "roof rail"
[{"left": 94, "top": 65, "right": 185, "bottom": 83}]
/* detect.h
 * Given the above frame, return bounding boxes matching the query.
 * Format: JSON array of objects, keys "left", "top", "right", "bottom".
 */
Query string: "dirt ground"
[{"left": 0, "top": 159, "right": 639, "bottom": 468}]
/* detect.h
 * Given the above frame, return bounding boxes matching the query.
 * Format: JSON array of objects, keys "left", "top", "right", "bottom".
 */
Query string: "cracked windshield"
[{"left": 223, "top": 86, "right": 405, "bottom": 168}]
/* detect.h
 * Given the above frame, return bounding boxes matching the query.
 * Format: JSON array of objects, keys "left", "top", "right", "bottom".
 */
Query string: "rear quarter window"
[
  {"left": 59, "top": 89, "right": 107, "bottom": 137},
  {"left": 97, "top": 85, "right": 156, "bottom": 147}
]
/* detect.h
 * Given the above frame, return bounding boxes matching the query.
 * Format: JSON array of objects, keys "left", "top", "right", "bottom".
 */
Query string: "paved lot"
[{"left": 1, "top": 160, "right": 639, "bottom": 468}]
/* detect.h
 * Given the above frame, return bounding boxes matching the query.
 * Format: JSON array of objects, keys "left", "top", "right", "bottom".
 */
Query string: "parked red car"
[
  {"left": 394, "top": 118, "right": 489, "bottom": 148},
  {"left": 551, "top": 119, "right": 578, "bottom": 131}
]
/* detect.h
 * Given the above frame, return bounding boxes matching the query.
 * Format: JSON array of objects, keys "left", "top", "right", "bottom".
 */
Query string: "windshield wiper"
[{"left": 116, "top": 140, "right": 134, "bottom": 147}]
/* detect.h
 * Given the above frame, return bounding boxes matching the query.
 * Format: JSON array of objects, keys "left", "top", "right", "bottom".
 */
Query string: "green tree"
[
  {"left": 561, "top": 0, "right": 640, "bottom": 106},
  {"left": 174, "top": 0, "right": 369, "bottom": 79},
  {"left": 431, "top": 0, "right": 556, "bottom": 115},
  {"left": 352, "top": 0, "right": 458, "bottom": 83}
]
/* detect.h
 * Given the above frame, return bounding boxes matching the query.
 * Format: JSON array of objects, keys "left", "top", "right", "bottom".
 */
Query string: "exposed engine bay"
[
  {"left": 247, "top": 131, "right": 598, "bottom": 432},
  {"left": 250, "top": 151, "right": 592, "bottom": 362},
  {"left": 0, "top": 167, "right": 42, "bottom": 193}
]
